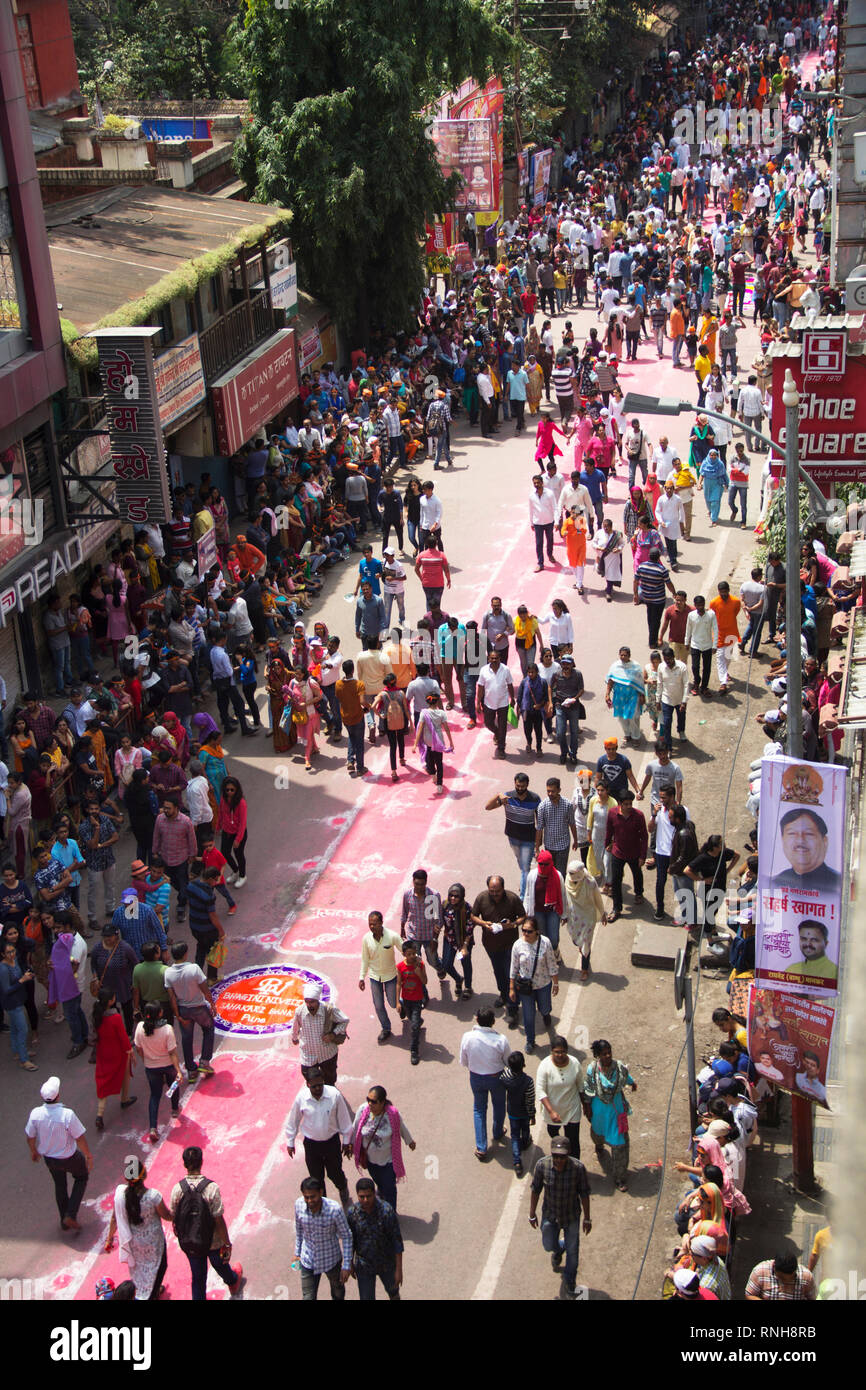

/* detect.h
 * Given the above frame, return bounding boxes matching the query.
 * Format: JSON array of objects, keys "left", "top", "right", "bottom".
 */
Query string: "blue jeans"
[
  {"left": 469, "top": 1071, "right": 506, "bottom": 1153},
  {"left": 534, "top": 909, "right": 560, "bottom": 952},
  {"left": 508, "top": 837, "right": 535, "bottom": 896},
  {"left": 519, "top": 982, "right": 553, "bottom": 1046},
  {"left": 740, "top": 612, "right": 764, "bottom": 656},
  {"left": 51, "top": 644, "right": 73, "bottom": 695},
  {"left": 628, "top": 457, "right": 648, "bottom": 489},
  {"left": 462, "top": 672, "right": 479, "bottom": 717},
  {"left": 146, "top": 1064, "right": 179, "bottom": 1130},
  {"left": 186, "top": 1247, "right": 239, "bottom": 1301},
  {"left": 509, "top": 1115, "right": 531, "bottom": 1165},
  {"left": 356, "top": 1263, "right": 400, "bottom": 1300},
  {"left": 555, "top": 704, "right": 580, "bottom": 760},
  {"left": 434, "top": 431, "right": 452, "bottom": 467},
  {"left": 62, "top": 996, "right": 88, "bottom": 1046},
  {"left": 346, "top": 720, "right": 365, "bottom": 771},
  {"left": 370, "top": 976, "right": 398, "bottom": 1033},
  {"left": 178, "top": 1003, "right": 215, "bottom": 1072},
  {"left": 407, "top": 520, "right": 419, "bottom": 553},
  {"left": 367, "top": 1160, "right": 398, "bottom": 1211},
  {"left": 658, "top": 701, "right": 686, "bottom": 749},
  {"left": 7, "top": 1004, "right": 29, "bottom": 1063},
  {"left": 442, "top": 938, "right": 473, "bottom": 991},
  {"left": 728, "top": 483, "right": 748, "bottom": 521},
  {"left": 403, "top": 998, "right": 422, "bottom": 1053},
  {"left": 323, "top": 684, "right": 342, "bottom": 735},
  {"left": 541, "top": 1216, "right": 582, "bottom": 1291}
]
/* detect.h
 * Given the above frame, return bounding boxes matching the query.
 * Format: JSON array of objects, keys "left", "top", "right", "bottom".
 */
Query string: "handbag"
[
  {"left": 291, "top": 704, "right": 308, "bottom": 725},
  {"left": 90, "top": 939, "right": 119, "bottom": 998},
  {"left": 506, "top": 704, "right": 519, "bottom": 728},
  {"left": 206, "top": 939, "right": 227, "bottom": 969},
  {"left": 358, "top": 1109, "right": 386, "bottom": 1170},
  {"left": 516, "top": 937, "right": 541, "bottom": 994}
]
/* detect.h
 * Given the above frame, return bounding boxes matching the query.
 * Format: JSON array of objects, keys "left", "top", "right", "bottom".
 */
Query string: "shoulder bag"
[{"left": 516, "top": 936, "right": 541, "bottom": 994}]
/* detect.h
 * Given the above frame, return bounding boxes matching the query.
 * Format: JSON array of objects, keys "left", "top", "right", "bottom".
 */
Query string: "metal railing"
[{"left": 199, "top": 290, "right": 276, "bottom": 381}]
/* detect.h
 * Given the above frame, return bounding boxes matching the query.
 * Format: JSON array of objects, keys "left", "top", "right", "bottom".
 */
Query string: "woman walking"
[
  {"left": 92, "top": 988, "right": 136, "bottom": 1129},
  {"left": 288, "top": 666, "right": 322, "bottom": 770},
  {"left": 523, "top": 849, "right": 565, "bottom": 957},
  {"left": 373, "top": 673, "right": 410, "bottom": 782},
  {"left": 413, "top": 691, "right": 454, "bottom": 797},
  {"left": 508, "top": 916, "right": 558, "bottom": 1054},
  {"left": 404, "top": 478, "right": 423, "bottom": 556},
  {"left": 562, "top": 860, "right": 608, "bottom": 981},
  {"left": 513, "top": 606, "right": 540, "bottom": 675},
  {"left": 217, "top": 777, "right": 248, "bottom": 889},
  {"left": 351, "top": 1085, "right": 416, "bottom": 1212},
  {"left": 133, "top": 1002, "right": 184, "bottom": 1143},
  {"left": 517, "top": 663, "right": 549, "bottom": 755},
  {"left": 605, "top": 646, "right": 645, "bottom": 744},
  {"left": 562, "top": 509, "right": 589, "bottom": 592},
  {"left": 441, "top": 882, "right": 474, "bottom": 1000},
  {"left": 48, "top": 927, "right": 88, "bottom": 1059},
  {"left": 539, "top": 598, "right": 574, "bottom": 658},
  {"left": 593, "top": 519, "right": 624, "bottom": 603},
  {"left": 698, "top": 448, "right": 729, "bottom": 527},
  {"left": 104, "top": 1156, "right": 171, "bottom": 1299},
  {"left": 199, "top": 731, "right": 229, "bottom": 799},
  {"left": 585, "top": 1038, "right": 637, "bottom": 1191},
  {"left": 586, "top": 782, "right": 614, "bottom": 890}
]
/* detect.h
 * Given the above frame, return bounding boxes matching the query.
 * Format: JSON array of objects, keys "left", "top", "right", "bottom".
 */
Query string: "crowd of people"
[{"left": 0, "top": 0, "right": 847, "bottom": 1303}]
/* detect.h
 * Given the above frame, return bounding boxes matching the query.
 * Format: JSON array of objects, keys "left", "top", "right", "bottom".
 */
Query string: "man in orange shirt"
[
  {"left": 709, "top": 581, "right": 741, "bottom": 694},
  {"left": 233, "top": 535, "right": 266, "bottom": 578},
  {"left": 669, "top": 301, "right": 686, "bottom": 369}
]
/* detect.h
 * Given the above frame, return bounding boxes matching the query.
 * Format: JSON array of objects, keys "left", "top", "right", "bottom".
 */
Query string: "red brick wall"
[{"left": 16, "top": 0, "right": 83, "bottom": 111}]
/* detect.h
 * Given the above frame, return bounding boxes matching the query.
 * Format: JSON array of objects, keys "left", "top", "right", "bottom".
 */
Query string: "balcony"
[{"left": 199, "top": 290, "right": 278, "bottom": 382}]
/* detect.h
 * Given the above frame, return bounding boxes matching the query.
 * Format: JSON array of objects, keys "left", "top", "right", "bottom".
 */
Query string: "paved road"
[{"left": 2, "top": 268, "right": 781, "bottom": 1302}]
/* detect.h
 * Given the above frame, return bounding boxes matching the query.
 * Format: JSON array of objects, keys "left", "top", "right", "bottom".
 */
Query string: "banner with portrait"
[
  {"left": 531, "top": 149, "right": 553, "bottom": 207},
  {"left": 429, "top": 118, "right": 495, "bottom": 213},
  {"left": 755, "top": 757, "right": 847, "bottom": 998},
  {"left": 747, "top": 986, "right": 835, "bottom": 1109}
]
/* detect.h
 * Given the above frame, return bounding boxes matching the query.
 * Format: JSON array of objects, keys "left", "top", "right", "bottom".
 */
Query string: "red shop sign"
[
  {"left": 211, "top": 328, "right": 298, "bottom": 457},
  {"left": 770, "top": 352, "right": 866, "bottom": 480}
]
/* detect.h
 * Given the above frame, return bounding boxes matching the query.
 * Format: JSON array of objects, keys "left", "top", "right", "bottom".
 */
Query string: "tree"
[
  {"left": 69, "top": 0, "right": 244, "bottom": 101},
  {"left": 235, "top": 0, "right": 510, "bottom": 342}
]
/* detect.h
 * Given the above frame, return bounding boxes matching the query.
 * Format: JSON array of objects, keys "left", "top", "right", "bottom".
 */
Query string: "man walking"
[
  {"left": 400, "top": 868, "right": 444, "bottom": 975},
  {"left": 535, "top": 777, "right": 578, "bottom": 877},
  {"left": 25, "top": 1076, "right": 93, "bottom": 1232},
  {"left": 685, "top": 595, "right": 718, "bottom": 696},
  {"left": 549, "top": 656, "right": 584, "bottom": 765},
  {"left": 291, "top": 980, "right": 349, "bottom": 1086},
  {"left": 293, "top": 1176, "right": 353, "bottom": 1301},
  {"left": 530, "top": 473, "right": 558, "bottom": 572},
  {"left": 165, "top": 941, "right": 216, "bottom": 1080},
  {"left": 355, "top": 580, "right": 387, "bottom": 646},
  {"left": 285, "top": 1069, "right": 354, "bottom": 1205},
  {"left": 459, "top": 1006, "right": 511, "bottom": 1160},
  {"left": 359, "top": 910, "right": 401, "bottom": 1042},
  {"left": 604, "top": 790, "right": 648, "bottom": 922},
  {"left": 170, "top": 1145, "right": 244, "bottom": 1299},
  {"left": 529, "top": 1136, "right": 592, "bottom": 1300},
  {"left": 634, "top": 547, "right": 677, "bottom": 647},
  {"left": 347, "top": 1178, "right": 404, "bottom": 1300},
  {"left": 152, "top": 797, "right": 198, "bottom": 923},
  {"left": 656, "top": 646, "right": 690, "bottom": 748},
  {"left": 477, "top": 649, "right": 515, "bottom": 759}
]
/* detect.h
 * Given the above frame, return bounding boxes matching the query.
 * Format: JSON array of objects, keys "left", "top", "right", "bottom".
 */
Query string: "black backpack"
[{"left": 173, "top": 1177, "right": 216, "bottom": 1256}]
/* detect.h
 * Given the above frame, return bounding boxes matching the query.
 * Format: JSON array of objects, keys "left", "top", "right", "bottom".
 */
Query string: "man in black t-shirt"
[{"left": 470, "top": 875, "right": 529, "bottom": 1020}]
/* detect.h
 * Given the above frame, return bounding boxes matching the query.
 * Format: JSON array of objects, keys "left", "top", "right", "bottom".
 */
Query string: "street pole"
[
  {"left": 783, "top": 367, "right": 803, "bottom": 761},
  {"left": 830, "top": 101, "right": 840, "bottom": 288},
  {"left": 782, "top": 364, "right": 816, "bottom": 1192}
]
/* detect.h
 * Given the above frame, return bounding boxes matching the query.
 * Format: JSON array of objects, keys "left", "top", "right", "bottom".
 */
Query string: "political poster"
[
  {"left": 531, "top": 149, "right": 553, "bottom": 207},
  {"left": 430, "top": 118, "right": 495, "bottom": 213},
  {"left": 747, "top": 986, "right": 835, "bottom": 1109},
  {"left": 755, "top": 757, "right": 847, "bottom": 998},
  {"left": 448, "top": 77, "right": 504, "bottom": 228}
]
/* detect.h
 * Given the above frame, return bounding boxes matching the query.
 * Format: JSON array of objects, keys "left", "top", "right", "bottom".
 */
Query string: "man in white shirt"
[
  {"left": 459, "top": 1006, "right": 511, "bottom": 1158},
  {"left": 184, "top": 759, "right": 214, "bottom": 849},
  {"left": 476, "top": 367, "right": 495, "bottom": 438},
  {"left": 556, "top": 471, "right": 593, "bottom": 530},
  {"left": 657, "top": 646, "right": 690, "bottom": 747},
  {"left": 381, "top": 546, "right": 407, "bottom": 627},
  {"left": 738, "top": 375, "right": 765, "bottom": 451},
  {"left": 654, "top": 478, "right": 685, "bottom": 570},
  {"left": 24, "top": 1075, "right": 93, "bottom": 1230},
  {"left": 477, "top": 649, "right": 515, "bottom": 758},
  {"left": 529, "top": 474, "right": 558, "bottom": 571},
  {"left": 685, "top": 596, "right": 718, "bottom": 695},
  {"left": 285, "top": 1070, "right": 354, "bottom": 1205},
  {"left": 599, "top": 285, "right": 620, "bottom": 322},
  {"left": 649, "top": 785, "right": 689, "bottom": 920},
  {"left": 319, "top": 635, "right": 343, "bottom": 736},
  {"left": 382, "top": 400, "right": 404, "bottom": 469},
  {"left": 418, "top": 481, "right": 443, "bottom": 549},
  {"left": 652, "top": 437, "right": 677, "bottom": 483}
]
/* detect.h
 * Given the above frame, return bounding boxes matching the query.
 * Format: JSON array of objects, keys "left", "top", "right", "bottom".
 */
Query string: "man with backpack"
[
  {"left": 170, "top": 1145, "right": 244, "bottom": 1300},
  {"left": 425, "top": 389, "right": 452, "bottom": 469}
]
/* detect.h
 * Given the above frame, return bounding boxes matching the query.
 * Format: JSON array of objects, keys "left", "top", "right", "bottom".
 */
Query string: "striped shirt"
[
  {"left": 635, "top": 560, "right": 671, "bottom": 604},
  {"left": 745, "top": 1261, "right": 816, "bottom": 1301},
  {"left": 503, "top": 791, "right": 540, "bottom": 843},
  {"left": 536, "top": 796, "right": 576, "bottom": 852},
  {"left": 551, "top": 365, "right": 575, "bottom": 397},
  {"left": 144, "top": 878, "right": 171, "bottom": 925},
  {"left": 291, "top": 1002, "right": 337, "bottom": 1066}
]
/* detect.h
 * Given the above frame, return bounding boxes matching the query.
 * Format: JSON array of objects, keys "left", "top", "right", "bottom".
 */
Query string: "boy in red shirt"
[
  {"left": 396, "top": 941, "right": 426, "bottom": 1066},
  {"left": 201, "top": 832, "right": 237, "bottom": 916}
]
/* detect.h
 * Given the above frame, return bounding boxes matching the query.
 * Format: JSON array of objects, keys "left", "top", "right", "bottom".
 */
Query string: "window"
[{"left": 0, "top": 236, "right": 19, "bottom": 328}]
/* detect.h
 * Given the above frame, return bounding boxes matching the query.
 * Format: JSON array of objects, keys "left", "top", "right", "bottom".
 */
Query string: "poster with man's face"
[
  {"left": 756, "top": 758, "right": 847, "bottom": 997},
  {"left": 747, "top": 987, "right": 834, "bottom": 1109}
]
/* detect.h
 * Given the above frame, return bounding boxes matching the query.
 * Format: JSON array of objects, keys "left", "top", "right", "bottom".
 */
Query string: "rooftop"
[{"left": 45, "top": 185, "right": 289, "bottom": 333}]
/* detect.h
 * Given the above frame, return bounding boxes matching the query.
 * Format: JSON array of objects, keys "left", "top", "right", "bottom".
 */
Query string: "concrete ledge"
[{"left": 630, "top": 919, "right": 684, "bottom": 969}]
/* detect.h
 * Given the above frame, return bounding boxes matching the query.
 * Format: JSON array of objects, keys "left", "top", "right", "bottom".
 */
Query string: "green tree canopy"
[
  {"left": 236, "top": 0, "right": 510, "bottom": 342},
  {"left": 70, "top": 0, "right": 243, "bottom": 101}
]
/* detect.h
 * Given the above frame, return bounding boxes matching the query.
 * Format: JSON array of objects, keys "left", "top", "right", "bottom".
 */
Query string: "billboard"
[
  {"left": 210, "top": 329, "right": 298, "bottom": 457},
  {"left": 89, "top": 327, "right": 173, "bottom": 525},
  {"left": 154, "top": 333, "right": 206, "bottom": 432},
  {"left": 748, "top": 986, "right": 835, "bottom": 1108},
  {"left": 755, "top": 757, "right": 847, "bottom": 998},
  {"left": 430, "top": 118, "right": 496, "bottom": 213}
]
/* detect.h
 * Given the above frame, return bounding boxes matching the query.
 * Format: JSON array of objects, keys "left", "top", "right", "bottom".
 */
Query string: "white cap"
[
  {"left": 303, "top": 981, "right": 323, "bottom": 1002},
  {"left": 383, "top": 546, "right": 395, "bottom": 556},
  {"left": 41, "top": 1076, "right": 61, "bottom": 1101}
]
